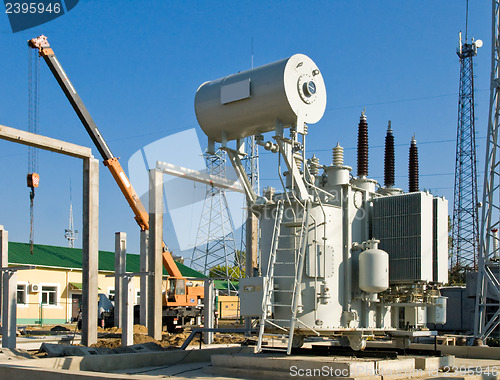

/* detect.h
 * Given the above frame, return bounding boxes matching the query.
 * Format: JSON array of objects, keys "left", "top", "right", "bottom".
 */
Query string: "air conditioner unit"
[{"left": 30, "top": 284, "right": 40, "bottom": 293}]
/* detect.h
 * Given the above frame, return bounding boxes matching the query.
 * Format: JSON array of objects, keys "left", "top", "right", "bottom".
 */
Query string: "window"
[
  {"left": 41, "top": 286, "right": 57, "bottom": 305},
  {"left": 17, "top": 284, "right": 27, "bottom": 305},
  {"left": 135, "top": 290, "right": 140, "bottom": 305}
]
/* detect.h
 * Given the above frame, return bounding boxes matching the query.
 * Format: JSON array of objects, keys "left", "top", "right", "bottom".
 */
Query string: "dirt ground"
[{"left": 89, "top": 324, "right": 246, "bottom": 349}]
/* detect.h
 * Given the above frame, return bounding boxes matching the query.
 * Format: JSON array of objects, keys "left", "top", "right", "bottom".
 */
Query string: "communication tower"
[
  {"left": 451, "top": 29, "right": 481, "bottom": 277},
  {"left": 64, "top": 181, "right": 78, "bottom": 248}
]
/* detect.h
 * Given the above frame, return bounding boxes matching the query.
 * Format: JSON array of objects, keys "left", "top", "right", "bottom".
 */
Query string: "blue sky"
[{"left": 0, "top": 1, "right": 492, "bottom": 257}]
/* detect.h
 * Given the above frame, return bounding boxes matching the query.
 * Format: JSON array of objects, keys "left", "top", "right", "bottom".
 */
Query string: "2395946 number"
[{"left": 5, "top": 2, "right": 61, "bottom": 14}]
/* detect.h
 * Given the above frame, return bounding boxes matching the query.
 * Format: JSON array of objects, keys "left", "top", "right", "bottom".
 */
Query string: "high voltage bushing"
[
  {"left": 409, "top": 136, "right": 419, "bottom": 192},
  {"left": 384, "top": 121, "right": 395, "bottom": 188},
  {"left": 357, "top": 111, "right": 368, "bottom": 178},
  {"left": 332, "top": 142, "right": 344, "bottom": 166}
]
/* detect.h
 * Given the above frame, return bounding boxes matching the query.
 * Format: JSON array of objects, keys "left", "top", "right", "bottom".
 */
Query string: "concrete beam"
[
  {"left": 114, "top": 232, "right": 126, "bottom": 328},
  {"left": 0, "top": 124, "right": 92, "bottom": 159},
  {"left": 139, "top": 230, "right": 149, "bottom": 328},
  {"left": 156, "top": 161, "right": 244, "bottom": 193},
  {"left": 148, "top": 169, "right": 163, "bottom": 340},
  {"left": 0, "top": 226, "right": 7, "bottom": 324},
  {"left": 81, "top": 157, "right": 99, "bottom": 346}
]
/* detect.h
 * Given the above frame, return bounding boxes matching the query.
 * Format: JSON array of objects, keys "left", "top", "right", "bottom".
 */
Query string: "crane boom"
[{"left": 28, "top": 35, "right": 183, "bottom": 278}]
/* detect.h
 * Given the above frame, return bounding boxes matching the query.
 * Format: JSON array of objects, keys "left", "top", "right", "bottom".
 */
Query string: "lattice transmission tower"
[
  {"left": 474, "top": 0, "right": 500, "bottom": 342},
  {"left": 240, "top": 137, "right": 259, "bottom": 253},
  {"left": 190, "top": 149, "right": 240, "bottom": 290},
  {"left": 451, "top": 31, "right": 480, "bottom": 277}
]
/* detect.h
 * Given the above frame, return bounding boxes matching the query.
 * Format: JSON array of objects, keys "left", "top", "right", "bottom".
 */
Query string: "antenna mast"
[
  {"left": 64, "top": 181, "right": 78, "bottom": 248},
  {"left": 451, "top": 3, "right": 481, "bottom": 281}
]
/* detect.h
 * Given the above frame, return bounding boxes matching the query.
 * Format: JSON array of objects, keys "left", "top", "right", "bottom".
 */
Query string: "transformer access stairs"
[{"left": 257, "top": 199, "right": 317, "bottom": 354}]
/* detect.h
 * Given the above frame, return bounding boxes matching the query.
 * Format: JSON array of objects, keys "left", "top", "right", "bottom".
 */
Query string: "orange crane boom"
[{"left": 28, "top": 35, "right": 183, "bottom": 278}]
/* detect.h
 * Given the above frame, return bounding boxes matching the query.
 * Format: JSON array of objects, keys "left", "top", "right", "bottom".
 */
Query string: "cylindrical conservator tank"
[
  {"left": 195, "top": 54, "right": 327, "bottom": 143},
  {"left": 359, "top": 248, "right": 389, "bottom": 293}
]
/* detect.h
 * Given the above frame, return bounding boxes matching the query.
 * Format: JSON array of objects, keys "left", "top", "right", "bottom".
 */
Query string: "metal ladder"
[{"left": 257, "top": 200, "right": 310, "bottom": 354}]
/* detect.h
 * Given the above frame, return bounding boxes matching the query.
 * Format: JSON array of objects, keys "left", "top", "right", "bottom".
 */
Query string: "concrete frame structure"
[
  {"left": 0, "top": 124, "right": 99, "bottom": 346},
  {"left": 0, "top": 226, "right": 7, "bottom": 320},
  {"left": 139, "top": 230, "right": 149, "bottom": 328},
  {"left": 114, "top": 232, "right": 127, "bottom": 328},
  {"left": 0, "top": 240, "right": 17, "bottom": 348},
  {"left": 148, "top": 169, "right": 163, "bottom": 340}
]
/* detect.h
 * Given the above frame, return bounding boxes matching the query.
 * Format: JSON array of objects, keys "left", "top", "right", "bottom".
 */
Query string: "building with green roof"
[{"left": 6, "top": 242, "right": 205, "bottom": 325}]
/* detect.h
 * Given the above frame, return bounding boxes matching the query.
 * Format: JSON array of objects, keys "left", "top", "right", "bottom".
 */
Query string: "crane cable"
[{"left": 28, "top": 46, "right": 40, "bottom": 255}]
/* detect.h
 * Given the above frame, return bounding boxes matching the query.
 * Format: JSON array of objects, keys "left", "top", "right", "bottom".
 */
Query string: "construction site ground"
[{"left": 1, "top": 324, "right": 500, "bottom": 380}]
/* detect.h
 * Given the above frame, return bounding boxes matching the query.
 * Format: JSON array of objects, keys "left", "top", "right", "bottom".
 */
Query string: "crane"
[{"left": 27, "top": 35, "right": 185, "bottom": 281}]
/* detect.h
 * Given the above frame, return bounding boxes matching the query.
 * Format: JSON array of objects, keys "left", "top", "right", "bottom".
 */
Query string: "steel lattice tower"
[
  {"left": 239, "top": 137, "right": 260, "bottom": 252},
  {"left": 474, "top": 0, "right": 500, "bottom": 342},
  {"left": 451, "top": 34, "right": 480, "bottom": 275},
  {"left": 190, "top": 149, "right": 240, "bottom": 291}
]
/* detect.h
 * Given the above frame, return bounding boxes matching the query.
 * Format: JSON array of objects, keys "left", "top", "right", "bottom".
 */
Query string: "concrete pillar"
[
  {"left": 140, "top": 230, "right": 149, "bottom": 328},
  {"left": 2, "top": 270, "right": 17, "bottom": 348},
  {"left": 244, "top": 210, "right": 258, "bottom": 334},
  {"left": 122, "top": 276, "right": 134, "bottom": 347},
  {"left": 148, "top": 169, "right": 163, "bottom": 340},
  {"left": 114, "top": 232, "right": 126, "bottom": 328},
  {"left": 204, "top": 279, "right": 215, "bottom": 344},
  {"left": 246, "top": 211, "right": 259, "bottom": 275},
  {"left": 82, "top": 157, "right": 99, "bottom": 346},
  {"left": 0, "top": 226, "right": 7, "bottom": 320}
]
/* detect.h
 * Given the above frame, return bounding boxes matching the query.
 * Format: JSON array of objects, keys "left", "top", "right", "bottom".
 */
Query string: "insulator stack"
[
  {"left": 294, "top": 154, "right": 303, "bottom": 171},
  {"left": 384, "top": 121, "right": 395, "bottom": 188},
  {"left": 308, "top": 154, "right": 320, "bottom": 176},
  {"left": 409, "top": 136, "right": 419, "bottom": 192},
  {"left": 357, "top": 111, "right": 368, "bottom": 178},
  {"left": 332, "top": 142, "right": 344, "bottom": 166}
]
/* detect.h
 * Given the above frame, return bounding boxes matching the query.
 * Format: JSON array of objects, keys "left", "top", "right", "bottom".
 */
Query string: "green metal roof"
[{"left": 7, "top": 242, "right": 206, "bottom": 279}]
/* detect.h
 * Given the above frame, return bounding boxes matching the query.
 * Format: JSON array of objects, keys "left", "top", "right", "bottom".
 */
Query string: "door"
[{"left": 72, "top": 294, "right": 82, "bottom": 321}]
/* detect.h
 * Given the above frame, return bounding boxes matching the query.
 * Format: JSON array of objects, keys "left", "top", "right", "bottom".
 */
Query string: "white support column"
[
  {"left": 82, "top": 157, "right": 99, "bottom": 346},
  {"left": 148, "top": 169, "right": 163, "bottom": 340},
  {"left": 204, "top": 279, "right": 215, "bottom": 344},
  {"left": 122, "top": 276, "right": 134, "bottom": 347},
  {"left": 244, "top": 212, "right": 258, "bottom": 335},
  {"left": 2, "top": 269, "right": 17, "bottom": 349},
  {"left": 140, "top": 230, "right": 149, "bottom": 328},
  {"left": 114, "top": 232, "right": 126, "bottom": 328},
  {"left": 0, "top": 226, "right": 7, "bottom": 319}
]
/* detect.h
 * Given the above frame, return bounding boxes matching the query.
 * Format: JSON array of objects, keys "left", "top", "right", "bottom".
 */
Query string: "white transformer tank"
[
  {"left": 196, "top": 54, "right": 448, "bottom": 353},
  {"left": 195, "top": 54, "right": 327, "bottom": 143},
  {"left": 258, "top": 202, "right": 345, "bottom": 330}
]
